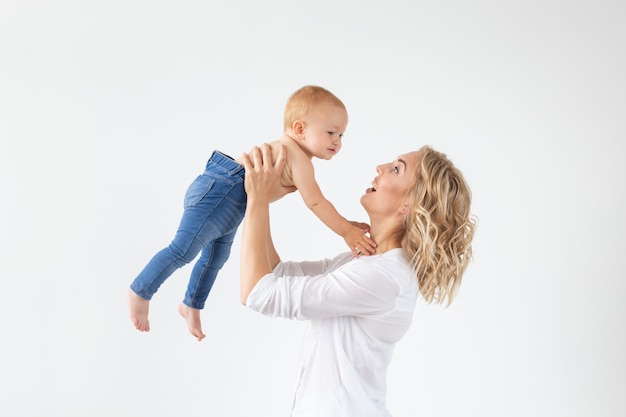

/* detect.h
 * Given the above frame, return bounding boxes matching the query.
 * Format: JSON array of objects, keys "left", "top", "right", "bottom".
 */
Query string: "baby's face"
[{"left": 299, "top": 104, "right": 348, "bottom": 160}]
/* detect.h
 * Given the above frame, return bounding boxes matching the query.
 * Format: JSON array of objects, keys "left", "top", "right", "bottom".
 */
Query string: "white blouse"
[{"left": 246, "top": 248, "right": 419, "bottom": 417}]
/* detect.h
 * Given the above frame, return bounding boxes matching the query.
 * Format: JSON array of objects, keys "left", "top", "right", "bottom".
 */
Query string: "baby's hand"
[
  {"left": 348, "top": 220, "right": 370, "bottom": 234},
  {"left": 344, "top": 225, "right": 377, "bottom": 257}
]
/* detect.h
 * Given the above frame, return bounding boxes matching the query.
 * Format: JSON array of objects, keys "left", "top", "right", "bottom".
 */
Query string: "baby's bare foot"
[
  {"left": 127, "top": 288, "right": 150, "bottom": 332},
  {"left": 177, "top": 303, "right": 206, "bottom": 341}
]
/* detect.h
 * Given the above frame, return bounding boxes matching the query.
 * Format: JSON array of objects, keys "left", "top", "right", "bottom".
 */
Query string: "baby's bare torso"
[{"left": 237, "top": 136, "right": 303, "bottom": 188}]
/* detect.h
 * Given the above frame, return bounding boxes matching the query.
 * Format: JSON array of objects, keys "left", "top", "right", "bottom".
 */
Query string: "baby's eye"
[
  {"left": 327, "top": 131, "right": 335, "bottom": 136},
  {"left": 339, "top": 133, "right": 344, "bottom": 139}
]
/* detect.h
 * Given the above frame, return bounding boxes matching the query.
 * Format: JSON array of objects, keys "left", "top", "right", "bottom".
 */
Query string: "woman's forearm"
[
  {"left": 266, "top": 217, "right": 280, "bottom": 270},
  {"left": 240, "top": 196, "right": 273, "bottom": 304},
  {"left": 239, "top": 143, "right": 288, "bottom": 305}
]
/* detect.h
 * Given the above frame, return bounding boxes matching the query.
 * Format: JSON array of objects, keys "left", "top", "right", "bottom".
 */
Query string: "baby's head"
[{"left": 284, "top": 85, "right": 348, "bottom": 160}]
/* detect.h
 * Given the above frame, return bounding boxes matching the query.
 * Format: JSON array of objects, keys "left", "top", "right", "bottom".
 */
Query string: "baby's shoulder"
[
  {"left": 273, "top": 137, "right": 310, "bottom": 165},
  {"left": 274, "top": 136, "right": 300, "bottom": 151}
]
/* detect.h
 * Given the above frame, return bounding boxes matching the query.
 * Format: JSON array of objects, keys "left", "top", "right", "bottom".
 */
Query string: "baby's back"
[{"left": 269, "top": 137, "right": 301, "bottom": 188}]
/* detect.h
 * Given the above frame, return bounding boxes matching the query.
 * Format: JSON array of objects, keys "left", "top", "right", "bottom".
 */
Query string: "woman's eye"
[{"left": 393, "top": 165, "right": 399, "bottom": 173}]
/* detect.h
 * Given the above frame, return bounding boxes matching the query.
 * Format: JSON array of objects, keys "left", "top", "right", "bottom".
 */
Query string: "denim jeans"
[{"left": 130, "top": 151, "right": 246, "bottom": 309}]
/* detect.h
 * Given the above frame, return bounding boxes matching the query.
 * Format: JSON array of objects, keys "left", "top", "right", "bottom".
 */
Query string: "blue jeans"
[{"left": 130, "top": 151, "right": 246, "bottom": 309}]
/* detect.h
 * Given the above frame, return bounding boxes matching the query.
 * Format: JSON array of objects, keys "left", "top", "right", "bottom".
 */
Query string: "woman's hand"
[{"left": 241, "top": 143, "right": 296, "bottom": 202}]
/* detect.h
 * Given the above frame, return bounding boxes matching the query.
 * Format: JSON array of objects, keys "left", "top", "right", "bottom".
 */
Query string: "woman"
[{"left": 240, "top": 144, "right": 476, "bottom": 417}]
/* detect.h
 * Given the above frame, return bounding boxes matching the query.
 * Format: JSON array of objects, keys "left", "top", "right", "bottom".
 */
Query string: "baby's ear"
[{"left": 292, "top": 120, "right": 305, "bottom": 138}]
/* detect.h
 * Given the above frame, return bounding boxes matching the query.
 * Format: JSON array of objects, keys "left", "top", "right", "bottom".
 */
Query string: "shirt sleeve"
[{"left": 246, "top": 252, "right": 401, "bottom": 321}]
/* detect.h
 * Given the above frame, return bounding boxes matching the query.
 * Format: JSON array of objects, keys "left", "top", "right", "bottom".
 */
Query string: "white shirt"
[{"left": 246, "top": 248, "right": 419, "bottom": 417}]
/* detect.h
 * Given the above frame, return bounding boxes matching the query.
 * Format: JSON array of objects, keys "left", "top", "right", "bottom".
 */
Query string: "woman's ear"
[{"left": 399, "top": 204, "right": 407, "bottom": 215}]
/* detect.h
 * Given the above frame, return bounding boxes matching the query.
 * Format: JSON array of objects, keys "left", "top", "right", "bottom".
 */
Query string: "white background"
[{"left": 1, "top": 1, "right": 624, "bottom": 416}]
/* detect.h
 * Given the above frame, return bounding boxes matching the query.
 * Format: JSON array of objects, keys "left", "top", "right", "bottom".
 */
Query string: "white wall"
[{"left": 1, "top": 1, "right": 624, "bottom": 416}]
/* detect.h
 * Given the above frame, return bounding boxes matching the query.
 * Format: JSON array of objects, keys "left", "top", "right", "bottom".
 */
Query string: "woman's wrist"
[{"left": 247, "top": 194, "right": 271, "bottom": 207}]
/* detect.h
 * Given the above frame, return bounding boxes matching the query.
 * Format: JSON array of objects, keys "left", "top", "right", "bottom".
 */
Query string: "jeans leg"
[
  {"left": 130, "top": 173, "right": 222, "bottom": 300},
  {"left": 183, "top": 228, "right": 238, "bottom": 309},
  {"left": 130, "top": 153, "right": 246, "bottom": 303},
  {"left": 129, "top": 202, "right": 215, "bottom": 301}
]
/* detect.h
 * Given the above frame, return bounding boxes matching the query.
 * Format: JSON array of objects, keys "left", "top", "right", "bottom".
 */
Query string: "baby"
[{"left": 128, "top": 85, "right": 376, "bottom": 340}]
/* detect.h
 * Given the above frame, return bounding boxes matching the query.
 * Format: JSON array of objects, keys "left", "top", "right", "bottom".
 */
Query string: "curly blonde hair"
[{"left": 401, "top": 146, "right": 477, "bottom": 306}]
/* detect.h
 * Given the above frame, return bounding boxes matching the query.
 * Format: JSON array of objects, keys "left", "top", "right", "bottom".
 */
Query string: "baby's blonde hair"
[
  {"left": 283, "top": 85, "right": 346, "bottom": 133},
  {"left": 402, "top": 146, "right": 477, "bottom": 306}
]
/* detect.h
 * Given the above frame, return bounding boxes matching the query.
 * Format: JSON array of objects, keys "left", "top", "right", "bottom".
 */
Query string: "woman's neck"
[{"left": 369, "top": 227, "right": 403, "bottom": 254}]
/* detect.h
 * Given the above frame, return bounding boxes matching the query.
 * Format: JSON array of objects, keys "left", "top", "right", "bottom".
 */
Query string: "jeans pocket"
[{"left": 184, "top": 175, "right": 216, "bottom": 208}]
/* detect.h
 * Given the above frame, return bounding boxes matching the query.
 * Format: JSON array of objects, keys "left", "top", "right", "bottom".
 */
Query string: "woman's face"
[{"left": 361, "top": 150, "right": 421, "bottom": 218}]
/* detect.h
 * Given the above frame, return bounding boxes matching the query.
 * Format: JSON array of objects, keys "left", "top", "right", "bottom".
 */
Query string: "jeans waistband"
[{"left": 207, "top": 150, "right": 244, "bottom": 177}]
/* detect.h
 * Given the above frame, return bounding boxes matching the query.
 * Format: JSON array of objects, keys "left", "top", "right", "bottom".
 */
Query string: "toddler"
[{"left": 127, "top": 85, "right": 376, "bottom": 340}]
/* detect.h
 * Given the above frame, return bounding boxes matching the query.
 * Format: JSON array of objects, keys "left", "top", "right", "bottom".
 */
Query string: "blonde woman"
[{"left": 240, "top": 143, "right": 476, "bottom": 417}]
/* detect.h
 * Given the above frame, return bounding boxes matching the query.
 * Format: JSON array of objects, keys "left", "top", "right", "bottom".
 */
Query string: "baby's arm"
[{"left": 291, "top": 155, "right": 376, "bottom": 256}]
